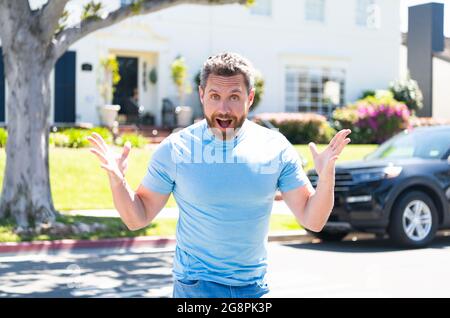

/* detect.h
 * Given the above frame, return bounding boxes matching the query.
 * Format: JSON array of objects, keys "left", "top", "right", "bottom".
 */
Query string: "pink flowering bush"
[
  {"left": 333, "top": 95, "right": 410, "bottom": 144},
  {"left": 253, "top": 112, "right": 336, "bottom": 144}
]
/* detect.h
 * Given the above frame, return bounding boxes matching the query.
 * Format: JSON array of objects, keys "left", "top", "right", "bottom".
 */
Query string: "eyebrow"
[{"left": 207, "top": 88, "right": 243, "bottom": 94}]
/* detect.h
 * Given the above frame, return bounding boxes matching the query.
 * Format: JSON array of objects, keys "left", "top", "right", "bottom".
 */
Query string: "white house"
[{"left": 0, "top": 0, "right": 401, "bottom": 126}]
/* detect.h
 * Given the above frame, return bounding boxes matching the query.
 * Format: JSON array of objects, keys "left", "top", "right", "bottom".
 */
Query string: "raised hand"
[
  {"left": 308, "top": 129, "right": 351, "bottom": 179},
  {"left": 87, "top": 132, "right": 131, "bottom": 185}
]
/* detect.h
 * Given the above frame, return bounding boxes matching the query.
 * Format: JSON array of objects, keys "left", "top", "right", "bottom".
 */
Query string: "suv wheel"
[
  {"left": 305, "top": 229, "right": 349, "bottom": 242},
  {"left": 388, "top": 191, "right": 438, "bottom": 248}
]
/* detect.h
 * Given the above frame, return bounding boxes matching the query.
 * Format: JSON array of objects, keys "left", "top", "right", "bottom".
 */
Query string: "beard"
[{"left": 205, "top": 112, "right": 247, "bottom": 141}]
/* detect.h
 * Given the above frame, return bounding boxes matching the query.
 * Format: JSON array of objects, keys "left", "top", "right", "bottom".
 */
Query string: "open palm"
[
  {"left": 87, "top": 132, "right": 131, "bottom": 183},
  {"left": 309, "top": 129, "right": 351, "bottom": 179}
]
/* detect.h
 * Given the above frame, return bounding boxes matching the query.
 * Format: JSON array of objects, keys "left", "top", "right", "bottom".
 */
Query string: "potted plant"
[
  {"left": 97, "top": 54, "right": 121, "bottom": 128},
  {"left": 171, "top": 56, "right": 193, "bottom": 127}
]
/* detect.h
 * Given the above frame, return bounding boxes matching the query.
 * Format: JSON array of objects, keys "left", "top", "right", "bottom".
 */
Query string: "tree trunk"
[{"left": 0, "top": 48, "right": 58, "bottom": 229}]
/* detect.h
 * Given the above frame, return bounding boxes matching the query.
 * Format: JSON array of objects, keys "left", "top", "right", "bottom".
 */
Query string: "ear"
[
  {"left": 248, "top": 88, "right": 256, "bottom": 109},
  {"left": 198, "top": 85, "right": 204, "bottom": 104}
]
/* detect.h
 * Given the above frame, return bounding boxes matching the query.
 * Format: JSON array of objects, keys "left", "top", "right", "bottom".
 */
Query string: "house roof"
[{"left": 402, "top": 32, "right": 450, "bottom": 63}]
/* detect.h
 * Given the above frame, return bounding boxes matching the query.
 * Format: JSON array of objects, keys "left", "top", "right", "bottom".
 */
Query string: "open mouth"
[{"left": 215, "top": 118, "right": 233, "bottom": 129}]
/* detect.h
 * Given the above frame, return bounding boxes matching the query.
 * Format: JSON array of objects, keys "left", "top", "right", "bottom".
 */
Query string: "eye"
[
  {"left": 230, "top": 95, "right": 240, "bottom": 101},
  {"left": 210, "top": 94, "right": 220, "bottom": 101}
]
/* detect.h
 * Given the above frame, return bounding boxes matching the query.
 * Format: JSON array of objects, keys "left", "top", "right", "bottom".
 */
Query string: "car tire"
[
  {"left": 388, "top": 191, "right": 438, "bottom": 248},
  {"left": 305, "top": 229, "right": 349, "bottom": 242}
]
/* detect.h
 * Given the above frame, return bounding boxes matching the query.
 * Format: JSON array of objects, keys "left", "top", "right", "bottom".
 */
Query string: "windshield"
[{"left": 365, "top": 129, "right": 450, "bottom": 160}]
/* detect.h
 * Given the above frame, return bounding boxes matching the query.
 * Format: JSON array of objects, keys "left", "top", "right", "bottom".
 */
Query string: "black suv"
[{"left": 306, "top": 125, "right": 450, "bottom": 248}]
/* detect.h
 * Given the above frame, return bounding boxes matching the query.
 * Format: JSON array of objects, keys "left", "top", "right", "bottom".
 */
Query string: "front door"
[{"left": 113, "top": 56, "right": 138, "bottom": 117}]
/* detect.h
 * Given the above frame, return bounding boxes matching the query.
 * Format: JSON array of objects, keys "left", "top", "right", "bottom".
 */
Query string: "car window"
[{"left": 366, "top": 129, "right": 450, "bottom": 160}]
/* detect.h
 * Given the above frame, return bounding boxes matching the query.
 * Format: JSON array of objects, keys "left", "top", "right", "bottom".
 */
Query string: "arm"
[
  {"left": 281, "top": 129, "right": 351, "bottom": 232},
  {"left": 109, "top": 176, "right": 170, "bottom": 231},
  {"left": 281, "top": 177, "right": 334, "bottom": 233},
  {"left": 88, "top": 132, "right": 171, "bottom": 231}
]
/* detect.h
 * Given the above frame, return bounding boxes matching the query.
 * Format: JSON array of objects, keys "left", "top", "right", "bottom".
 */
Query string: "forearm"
[
  {"left": 108, "top": 175, "right": 148, "bottom": 230},
  {"left": 303, "top": 176, "right": 335, "bottom": 232}
]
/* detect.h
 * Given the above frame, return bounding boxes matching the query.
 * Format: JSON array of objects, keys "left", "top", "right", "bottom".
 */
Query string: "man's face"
[{"left": 199, "top": 74, "right": 255, "bottom": 140}]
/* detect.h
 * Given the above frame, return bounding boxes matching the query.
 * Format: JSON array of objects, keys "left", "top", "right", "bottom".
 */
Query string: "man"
[{"left": 88, "top": 52, "right": 351, "bottom": 298}]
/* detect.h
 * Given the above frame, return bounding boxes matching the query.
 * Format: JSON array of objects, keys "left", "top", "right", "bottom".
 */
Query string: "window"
[
  {"left": 366, "top": 130, "right": 450, "bottom": 160},
  {"left": 356, "top": 0, "right": 380, "bottom": 28},
  {"left": 305, "top": 0, "right": 325, "bottom": 22},
  {"left": 249, "top": 0, "right": 272, "bottom": 16},
  {"left": 285, "top": 66, "right": 345, "bottom": 117}
]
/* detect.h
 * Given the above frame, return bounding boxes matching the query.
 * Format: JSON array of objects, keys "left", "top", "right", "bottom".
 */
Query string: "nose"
[{"left": 217, "top": 100, "right": 232, "bottom": 114}]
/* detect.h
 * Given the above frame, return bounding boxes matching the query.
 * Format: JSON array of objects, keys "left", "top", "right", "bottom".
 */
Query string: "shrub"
[
  {"left": 360, "top": 90, "right": 376, "bottom": 99},
  {"left": 87, "top": 127, "right": 113, "bottom": 144},
  {"left": 60, "top": 128, "right": 90, "bottom": 148},
  {"left": 251, "top": 74, "right": 265, "bottom": 111},
  {"left": 0, "top": 128, "right": 7, "bottom": 147},
  {"left": 253, "top": 112, "right": 336, "bottom": 144},
  {"left": 48, "top": 127, "right": 113, "bottom": 148},
  {"left": 389, "top": 76, "right": 423, "bottom": 113},
  {"left": 333, "top": 95, "right": 410, "bottom": 144},
  {"left": 49, "top": 132, "right": 70, "bottom": 147},
  {"left": 115, "top": 133, "right": 147, "bottom": 148}
]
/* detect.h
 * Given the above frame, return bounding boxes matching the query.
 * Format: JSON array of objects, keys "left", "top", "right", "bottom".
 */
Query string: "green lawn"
[
  {"left": 0, "top": 144, "right": 378, "bottom": 242},
  {"left": 0, "top": 214, "right": 303, "bottom": 242},
  {"left": 0, "top": 144, "right": 378, "bottom": 211}
]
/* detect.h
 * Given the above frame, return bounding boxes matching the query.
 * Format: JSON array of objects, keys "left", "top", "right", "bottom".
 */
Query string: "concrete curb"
[
  {"left": 0, "top": 236, "right": 177, "bottom": 254},
  {"left": 0, "top": 231, "right": 308, "bottom": 254}
]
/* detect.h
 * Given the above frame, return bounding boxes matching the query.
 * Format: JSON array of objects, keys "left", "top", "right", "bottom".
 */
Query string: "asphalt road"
[{"left": 1, "top": 233, "right": 450, "bottom": 298}]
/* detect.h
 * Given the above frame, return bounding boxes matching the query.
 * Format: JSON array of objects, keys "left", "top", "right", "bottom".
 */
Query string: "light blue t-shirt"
[{"left": 141, "top": 118, "right": 309, "bottom": 286}]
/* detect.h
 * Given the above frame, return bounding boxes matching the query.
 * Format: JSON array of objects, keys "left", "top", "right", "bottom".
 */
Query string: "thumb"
[{"left": 308, "top": 142, "right": 319, "bottom": 158}]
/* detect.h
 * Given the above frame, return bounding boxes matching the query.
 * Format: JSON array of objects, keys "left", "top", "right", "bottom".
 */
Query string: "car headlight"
[{"left": 351, "top": 166, "right": 402, "bottom": 183}]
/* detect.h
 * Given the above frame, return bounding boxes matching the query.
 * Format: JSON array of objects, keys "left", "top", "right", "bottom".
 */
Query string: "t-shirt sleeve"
[
  {"left": 277, "top": 141, "right": 310, "bottom": 193},
  {"left": 140, "top": 138, "right": 176, "bottom": 194}
]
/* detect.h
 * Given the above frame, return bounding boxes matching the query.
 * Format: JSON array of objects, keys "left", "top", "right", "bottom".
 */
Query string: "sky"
[{"left": 401, "top": 0, "right": 450, "bottom": 36}]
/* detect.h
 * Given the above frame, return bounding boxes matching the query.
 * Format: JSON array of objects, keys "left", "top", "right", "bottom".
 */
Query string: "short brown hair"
[{"left": 200, "top": 52, "right": 255, "bottom": 93}]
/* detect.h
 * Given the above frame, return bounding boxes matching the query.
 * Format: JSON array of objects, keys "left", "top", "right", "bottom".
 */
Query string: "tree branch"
[
  {"left": 53, "top": 0, "right": 247, "bottom": 59},
  {"left": 39, "top": 0, "right": 70, "bottom": 44},
  {"left": 0, "top": 0, "right": 33, "bottom": 49}
]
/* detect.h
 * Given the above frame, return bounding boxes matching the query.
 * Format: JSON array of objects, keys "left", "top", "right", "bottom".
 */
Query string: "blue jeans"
[{"left": 172, "top": 279, "right": 270, "bottom": 298}]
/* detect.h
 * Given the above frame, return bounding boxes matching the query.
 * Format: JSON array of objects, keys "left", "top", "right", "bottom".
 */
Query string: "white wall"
[
  {"left": 140, "top": 0, "right": 401, "bottom": 114},
  {"left": 399, "top": 44, "right": 408, "bottom": 79},
  {"left": 3, "top": 0, "right": 402, "bottom": 126},
  {"left": 432, "top": 57, "right": 450, "bottom": 119}
]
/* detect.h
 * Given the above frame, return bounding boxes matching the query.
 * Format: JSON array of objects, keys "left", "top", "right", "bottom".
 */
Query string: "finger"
[
  {"left": 332, "top": 129, "right": 351, "bottom": 151},
  {"left": 90, "top": 132, "right": 108, "bottom": 152},
  {"left": 120, "top": 141, "right": 132, "bottom": 162},
  {"left": 334, "top": 138, "right": 351, "bottom": 155},
  {"left": 308, "top": 142, "right": 319, "bottom": 158},
  {"left": 329, "top": 129, "right": 346, "bottom": 149},
  {"left": 89, "top": 147, "right": 108, "bottom": 164},
  {"left": 87, "top": 136, "right": 106, "bottom": 154}
]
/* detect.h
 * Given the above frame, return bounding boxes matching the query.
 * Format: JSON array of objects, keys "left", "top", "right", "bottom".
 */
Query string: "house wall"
[
  {"left": 1, "top": 0, "right": 401, "bottom": 126},
  {"left": 432, "top": 57, "right": 450, "bottom": 119}
]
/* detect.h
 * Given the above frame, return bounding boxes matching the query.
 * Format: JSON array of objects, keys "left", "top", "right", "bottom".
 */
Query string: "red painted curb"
[{"left": 0, "top": 236, "right": 177, "bottom": 254}]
